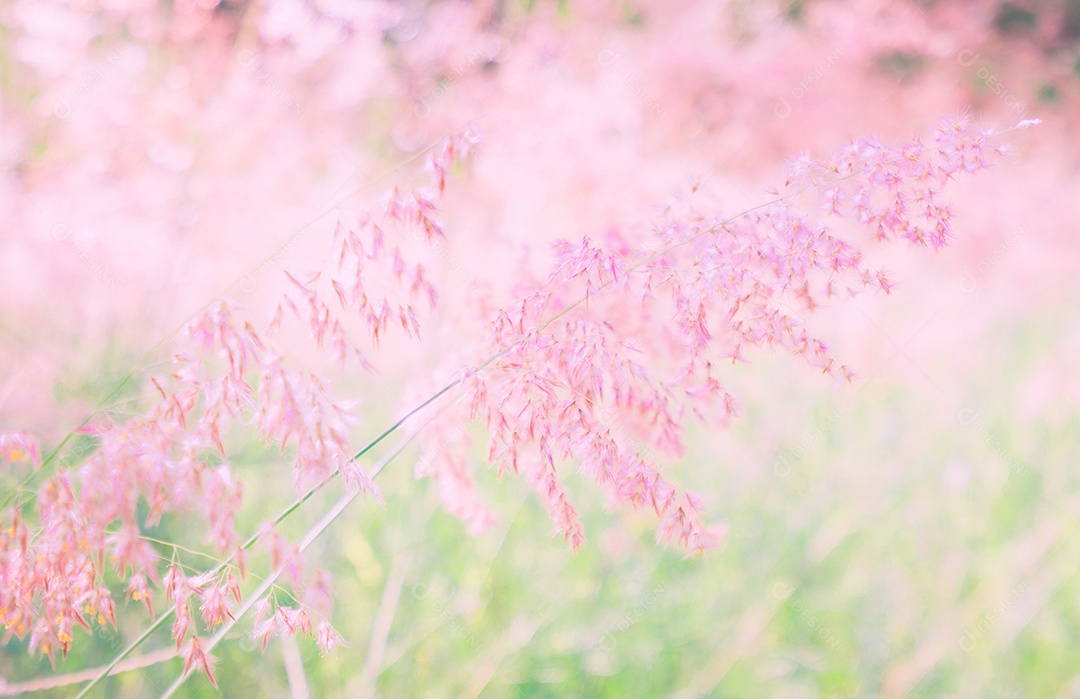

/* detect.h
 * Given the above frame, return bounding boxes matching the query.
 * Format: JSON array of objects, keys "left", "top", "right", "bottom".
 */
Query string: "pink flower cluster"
[
  {"left": 0, "top": 115, "right": 1029, "bottom": 689},
  {"left": 0, "top": 129, "right": 478, "bottom": 681},
  {"left": 0, "top": 431, "right": 39, "bottom": 470},
  {"left": 415, "top": 114, "right": 1027, "bottom": 556}
]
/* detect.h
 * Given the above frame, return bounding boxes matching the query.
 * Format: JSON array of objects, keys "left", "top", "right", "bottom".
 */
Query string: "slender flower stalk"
[
  {"left": 2, "top": 115, "right": 1035, "bottom": 692},
  {"left": 409, "top": 115, "right": 1036, "bottom": 555},
  {"left": 4, "top": 127, "right": 480, "bottom": 689}
]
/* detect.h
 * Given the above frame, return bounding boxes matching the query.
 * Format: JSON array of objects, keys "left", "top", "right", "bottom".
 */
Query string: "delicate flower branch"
[{"left": 2, "top": 115, "right": 1035, "bottom": 693}]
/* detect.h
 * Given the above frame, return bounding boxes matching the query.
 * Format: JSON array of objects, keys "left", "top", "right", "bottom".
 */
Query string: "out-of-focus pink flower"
[
  {"left": 316, "top": 619, "right": 346, "bottom": 655},
  {"left": 0, "top": 431, "right": 40, "bottom": 469}
]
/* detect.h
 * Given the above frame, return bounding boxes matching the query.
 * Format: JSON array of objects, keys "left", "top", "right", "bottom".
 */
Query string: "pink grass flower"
[{"left": 181, "top": 635, "right": 218, "bottom": 689}]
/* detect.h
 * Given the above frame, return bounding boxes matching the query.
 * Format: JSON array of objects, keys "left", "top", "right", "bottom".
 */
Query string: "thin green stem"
[
  {"left": 73, "top": 607, "right": 175, "bottom": 699},
  {"left": 74, "top": 396, "right": 443, "bottom": 697},
  {"left": 157, "top": 428, "right": 422, "bottom": 698}
]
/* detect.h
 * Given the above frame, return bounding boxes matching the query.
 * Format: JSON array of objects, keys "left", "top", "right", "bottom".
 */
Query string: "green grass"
[{"left": 2, "top": 306, "right": 1077, "bottom": 698}]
